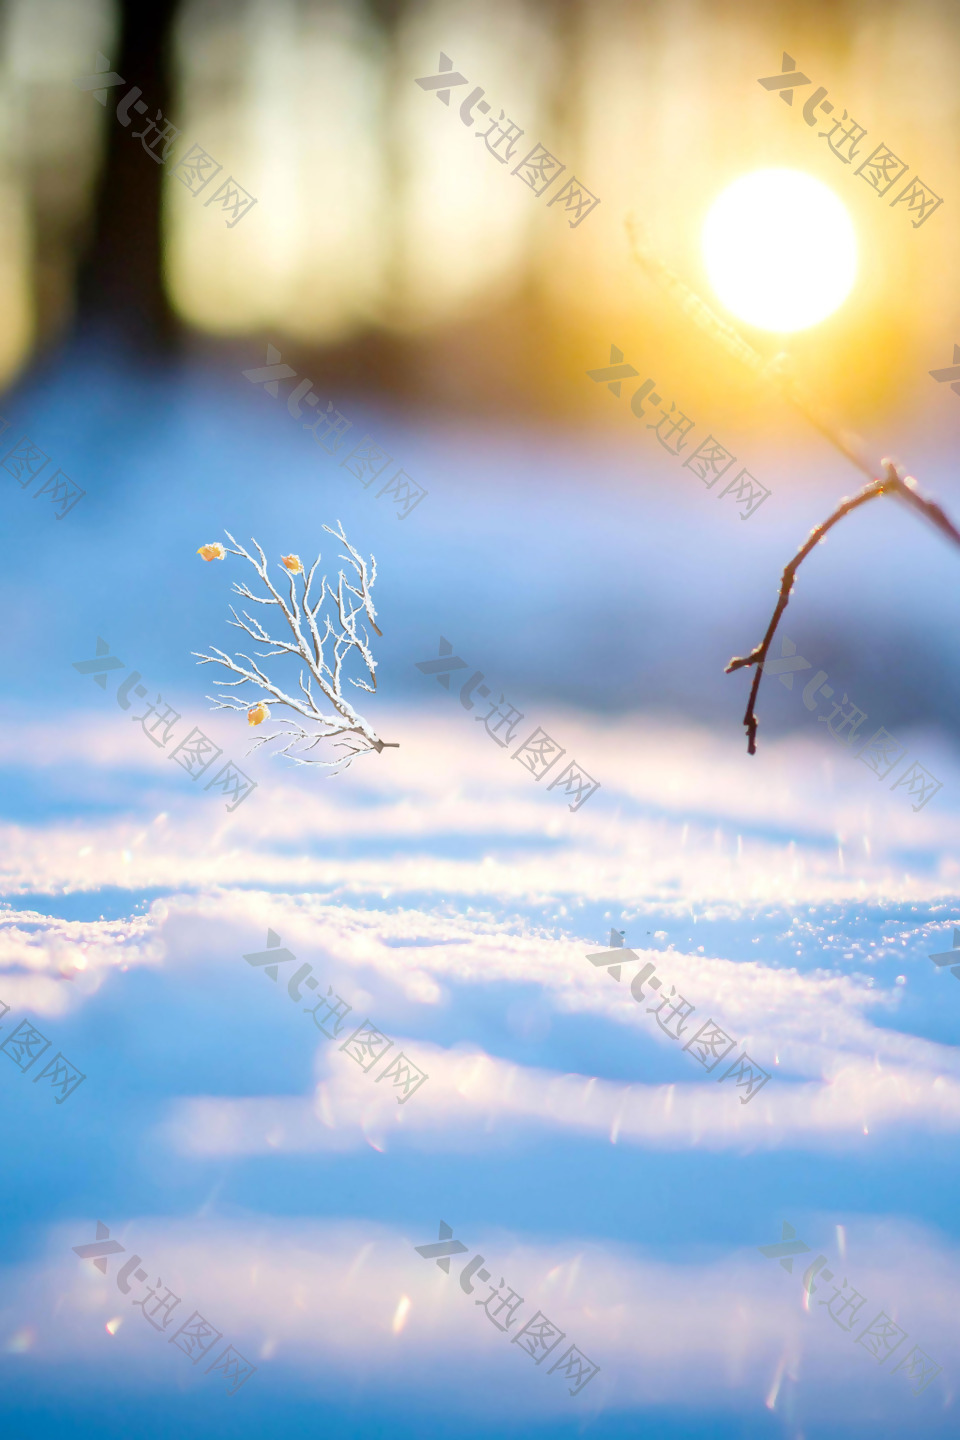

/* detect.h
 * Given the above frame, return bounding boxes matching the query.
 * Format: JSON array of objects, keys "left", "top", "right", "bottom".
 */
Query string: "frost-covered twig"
[
  {"left": 626, "top": 214, "right": 960, "bottom": 754},
  {"left": 194, "top": 523, "right": 398, "bottom": 774}
]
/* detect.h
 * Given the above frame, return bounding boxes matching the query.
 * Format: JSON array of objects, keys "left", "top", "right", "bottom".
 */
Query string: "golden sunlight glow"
[{"left": 702, "top": 169, "right": 857, "bottom": 333}]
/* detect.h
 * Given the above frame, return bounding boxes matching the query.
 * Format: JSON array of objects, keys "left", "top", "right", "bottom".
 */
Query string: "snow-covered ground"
[{"left": 1, "top": 349, "right": 958, "bottom": 1439}]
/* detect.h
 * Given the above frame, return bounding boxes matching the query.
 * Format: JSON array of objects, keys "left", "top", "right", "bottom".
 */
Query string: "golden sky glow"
[{"left": 0, "top": 0, "right": 954, "bottom": 424}]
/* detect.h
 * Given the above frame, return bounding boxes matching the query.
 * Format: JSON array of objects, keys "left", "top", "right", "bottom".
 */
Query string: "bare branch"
[
  {"left": 625, "top": 219, "right": 960, "bottom": 755},
  {"left": 195, "top": 527, "right": 396, "bottom": 771},
  {"left": 725, "top": 465, "right": 960, "bottom": 753}
]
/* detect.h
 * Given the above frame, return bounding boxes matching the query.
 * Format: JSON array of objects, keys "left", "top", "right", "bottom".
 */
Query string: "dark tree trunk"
[{"left": 74, "top": 0, "right": 180, "bottom": 352}]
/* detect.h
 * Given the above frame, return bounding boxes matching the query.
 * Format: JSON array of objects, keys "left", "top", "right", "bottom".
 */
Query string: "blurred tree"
[{"left": 75, "top": 0, "right": 179, "bottom": 351}]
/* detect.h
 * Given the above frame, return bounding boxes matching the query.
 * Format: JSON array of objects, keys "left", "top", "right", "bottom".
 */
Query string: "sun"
[{"left": 702, "top": 168, "right": 857, "bottom": 333}]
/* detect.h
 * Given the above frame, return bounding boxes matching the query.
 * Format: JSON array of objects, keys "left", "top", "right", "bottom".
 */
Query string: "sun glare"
[{"left": 702, "top": 169, "right": 857, "bottom": 333}]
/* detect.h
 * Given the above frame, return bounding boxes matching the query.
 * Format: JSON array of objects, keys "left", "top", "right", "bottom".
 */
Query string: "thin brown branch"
[
  {"left": 726, "top": 465, "right": 960, "bottom": 753},
  {"left": 624, "top": 218, "right": 960, "bottom": 756}
]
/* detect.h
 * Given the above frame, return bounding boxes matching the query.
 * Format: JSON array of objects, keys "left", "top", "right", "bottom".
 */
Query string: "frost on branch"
[{"left": 194, "top": 522, "right": 397, "bottom": 774}]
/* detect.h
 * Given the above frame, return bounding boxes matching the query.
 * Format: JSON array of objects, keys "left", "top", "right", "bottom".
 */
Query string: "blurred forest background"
[{"left": 2, "top": 0, "right": 958, "bottom": 431}]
